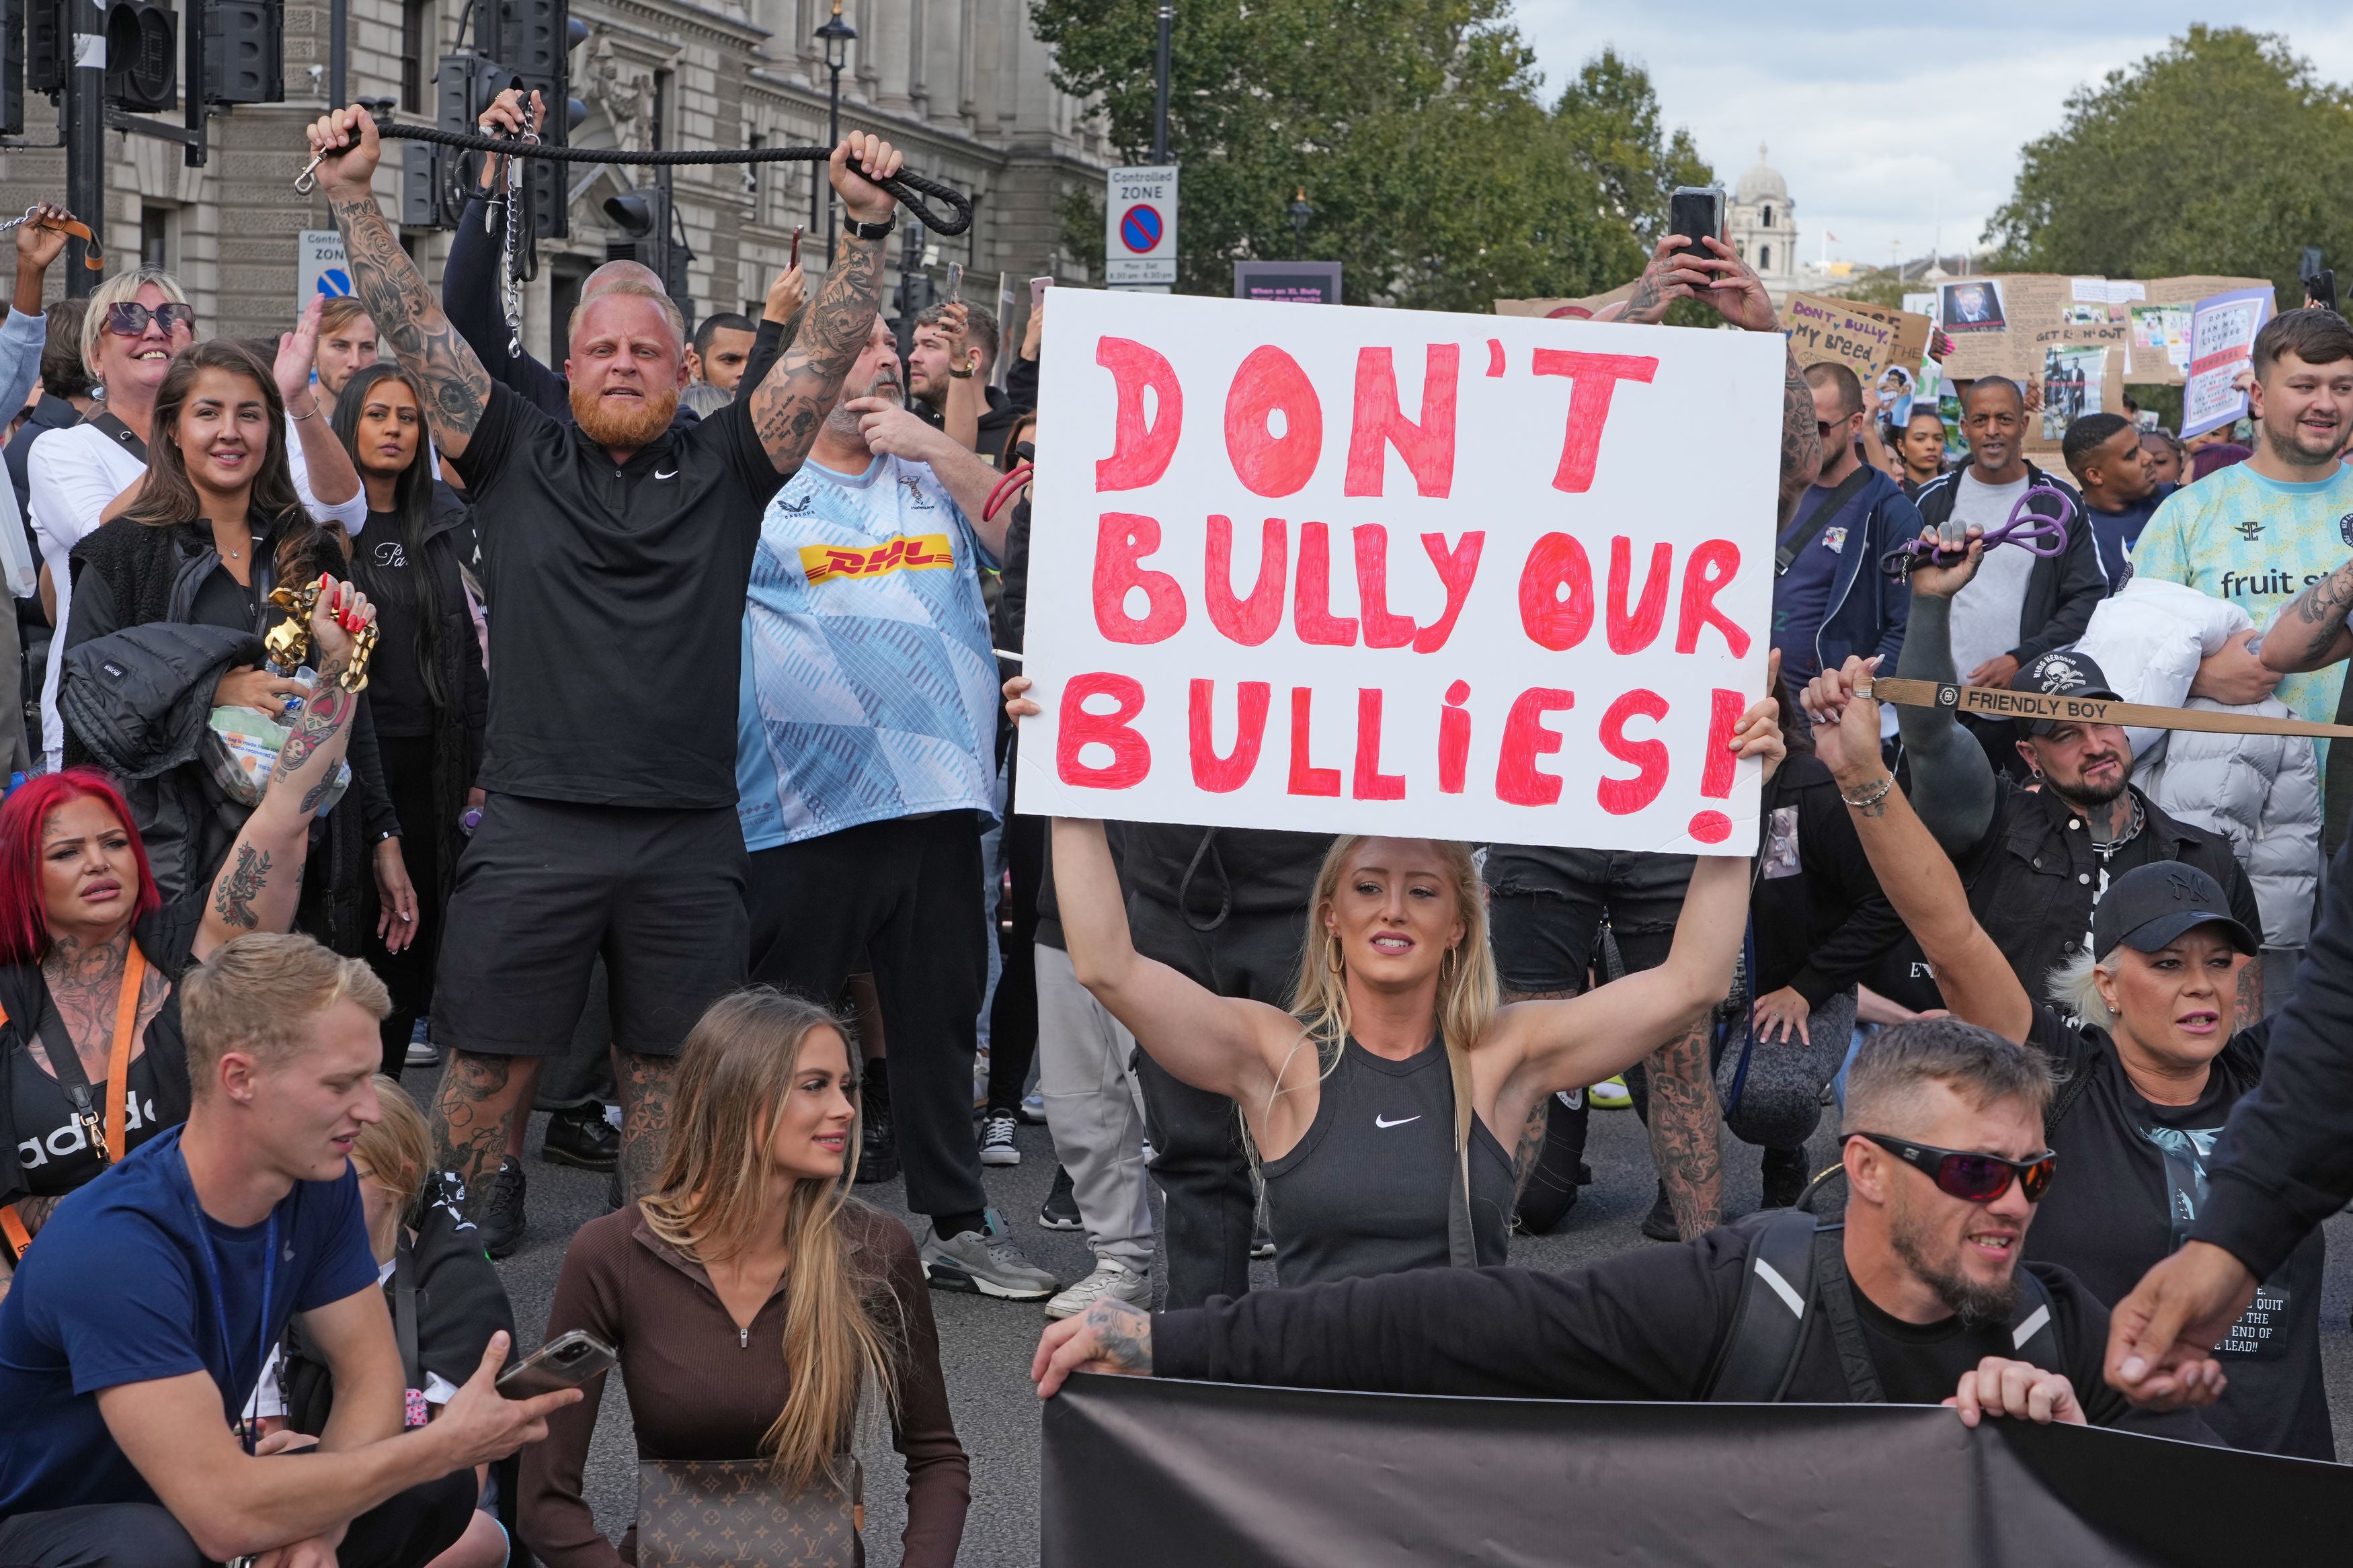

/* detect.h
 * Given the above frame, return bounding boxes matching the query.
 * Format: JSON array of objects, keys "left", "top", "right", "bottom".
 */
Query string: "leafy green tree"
[
  {"left": 1030, "top": 0, "right": 1711, "bottom": 311},
  {"left": 1987, "top": 26, "right": 2353, "bottom": 300}
]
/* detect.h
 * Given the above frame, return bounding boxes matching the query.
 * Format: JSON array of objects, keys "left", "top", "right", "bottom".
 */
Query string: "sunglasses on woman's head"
[
  {"left": 105, "top": 301, "right": 196, "bottom": 338},
  {"left": 1851, "top": 1132, "right": 2055, "bottom": 1204}
]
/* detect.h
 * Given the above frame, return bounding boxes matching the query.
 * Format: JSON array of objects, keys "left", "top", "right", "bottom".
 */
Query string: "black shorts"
[
  {"left": 1483, "top": 846, "right": 1693, "bottom": 994},
  {"left": 432, "top": 794, "right": 748, "bottom": 1057}
]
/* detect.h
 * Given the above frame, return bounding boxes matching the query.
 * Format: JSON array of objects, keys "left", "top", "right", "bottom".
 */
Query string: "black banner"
[{"left": 1043, "top": 1374, "right": 2350, "bottom": 1565}]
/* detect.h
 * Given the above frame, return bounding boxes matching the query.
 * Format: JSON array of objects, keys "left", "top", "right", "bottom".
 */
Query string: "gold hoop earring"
[{"left": 1326, "top": 940, "right": 1345, "bottom": 976}]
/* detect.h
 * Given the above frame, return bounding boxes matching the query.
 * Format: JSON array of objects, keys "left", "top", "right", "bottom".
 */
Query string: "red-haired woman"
[{"left": 0, "top": 579, "right": 376, "bottom": 1302}]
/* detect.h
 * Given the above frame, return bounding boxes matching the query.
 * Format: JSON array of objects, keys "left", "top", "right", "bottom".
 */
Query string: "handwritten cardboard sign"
[
  {"left": 1019, "top": 290, "right": 1781, "bottom": 856},
  {"left": 1780, "top": 292, "right": 1931, "bottom": 395}
]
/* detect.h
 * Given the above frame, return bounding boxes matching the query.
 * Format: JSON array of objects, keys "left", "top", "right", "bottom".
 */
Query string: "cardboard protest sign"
[
  {"left": 1494, "top": 280, "right": 1637, "bottom": 320},
  {"left": 2182, "top": 286, "right": 2274, "bottom": 438},
  {"left": 1021, "top": 290, "right": 1781, "bottom": 856},
  {"left": 1780, "top": 292, "right": 1931, "bottom": 419},
  {"left": 1925, "top": 273, "right": 2272, "bottom": 390}
]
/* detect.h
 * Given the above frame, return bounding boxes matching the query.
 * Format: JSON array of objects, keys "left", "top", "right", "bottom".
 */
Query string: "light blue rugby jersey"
[{"left": 735, "top": 452, "right": 1000, "bottom": 851}]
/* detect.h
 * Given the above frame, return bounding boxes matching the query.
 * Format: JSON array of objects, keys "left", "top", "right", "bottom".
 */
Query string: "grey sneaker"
[
  {"left": 1045, "top": 1257, "right": 1151, "bottom": 1319},
  {"left": 920, "top": 1223, "right": 1060, "bottom": 1300},
  {"left": 404, "top": 1018, "right": 438, "bottom": 1070}
]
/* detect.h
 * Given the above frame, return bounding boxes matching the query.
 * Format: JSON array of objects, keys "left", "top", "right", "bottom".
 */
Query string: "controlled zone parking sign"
[{"left": 1106, "top": 165, "right": 1178, "bottom": 287}]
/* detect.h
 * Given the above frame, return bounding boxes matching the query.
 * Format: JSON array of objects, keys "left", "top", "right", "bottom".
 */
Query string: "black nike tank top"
[{"left": 1259, "top": 1035, "right": 1514, "bottom": 1287}]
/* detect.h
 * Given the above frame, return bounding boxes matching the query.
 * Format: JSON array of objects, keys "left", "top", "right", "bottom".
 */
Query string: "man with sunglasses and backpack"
[{"left": 1033, "top": 1017, "right": 2215, "bottom": 1443}]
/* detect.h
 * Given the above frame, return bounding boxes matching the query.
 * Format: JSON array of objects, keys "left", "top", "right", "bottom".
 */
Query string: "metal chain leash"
[
  {"left": 296, "top": 123, "right": 975, "bottom": 236},
  {"left": 498, "top": 99, "right": 541, "bottom": 358}
]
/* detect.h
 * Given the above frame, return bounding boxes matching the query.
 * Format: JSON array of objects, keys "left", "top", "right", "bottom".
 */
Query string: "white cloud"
[{"left": 1516, "top": 5, "right": 2353, "bottom": 269}]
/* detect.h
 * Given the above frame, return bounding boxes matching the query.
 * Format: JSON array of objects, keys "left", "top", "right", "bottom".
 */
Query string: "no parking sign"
[
  {"left": 298, "top": 230, "right": 352, "bottom": 313},
  {"left": 1106, "top": 165, "right": 1178, "bottom": 288}
]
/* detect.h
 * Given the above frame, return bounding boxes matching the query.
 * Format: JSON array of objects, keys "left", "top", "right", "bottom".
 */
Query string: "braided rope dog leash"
[
  {"left": 1880, "top": 479, "right": 2075, "bottom": 581},
  {"left": 296, "top": 123, "right": 975, "bottom": 237}
]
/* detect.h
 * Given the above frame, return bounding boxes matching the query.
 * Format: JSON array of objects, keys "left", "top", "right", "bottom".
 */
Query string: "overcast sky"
[{"left": 1515, "top": 4, "right": 2353, "bottom": 270}]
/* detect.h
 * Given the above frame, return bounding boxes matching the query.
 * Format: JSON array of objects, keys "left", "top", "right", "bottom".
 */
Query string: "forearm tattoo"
[
  {"left": 212, "top": 845, "right": 272, "bottom": 930},
  {"left": 329, "top": 192, "right": 490, "bottom": 442},
  {"left": 2235, "top": 960, "right": 2262, "bottom": 1035},
  {"left": 750, "top": 234, "right": 887, "bottom": 472},
  {"left": 432, "top": 1050, "right": 517, "bottom": 1214},
  {"left": 1646, "top": 1018, "right": 1723, "bottom": 1239},
  {"left": 617, "top": 1050, "right": 679, "bottom": 1204},
  {"left": 1082, "top": 1300, "right": 1153, "bottom": 1374},
  {"left": 1779, "top": 345, "right": 1823, "bottom": 512},
  {"left": 2276, "top": 562, "right": 2353, "bottom": 667},
  {"left": 275, "top": 677, "right": 354, "bottom": 784}
]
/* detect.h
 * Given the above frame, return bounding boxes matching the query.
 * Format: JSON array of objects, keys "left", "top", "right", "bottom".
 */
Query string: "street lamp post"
[
  {"left": 815, "top": 0, "right": 859, "bottom": 266},
  {"left": 1289, "top": 188, "right": 1313, "bottom": 252}
]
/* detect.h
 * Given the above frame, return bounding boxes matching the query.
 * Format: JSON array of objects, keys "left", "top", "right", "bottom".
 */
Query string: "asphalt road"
[{"left": 456, "top": 1075, "right": 2353, "bottom": 1567}]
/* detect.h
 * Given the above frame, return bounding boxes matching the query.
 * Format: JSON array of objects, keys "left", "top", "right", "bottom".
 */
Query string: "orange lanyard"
[{"left": 98, "top": 944, "right": 149, "bottom": 1164}]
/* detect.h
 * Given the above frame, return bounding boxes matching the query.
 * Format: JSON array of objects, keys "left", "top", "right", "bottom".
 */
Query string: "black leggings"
[{"left": 370, "top": 733, "right": 451, "bottom": 1075}]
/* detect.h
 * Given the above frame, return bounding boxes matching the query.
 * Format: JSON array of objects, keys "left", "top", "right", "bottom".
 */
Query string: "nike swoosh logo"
[
  {"left": 655, "top": 467, "right": 678, "bottom": 480},
  {"left": 1373, "top": 1114, "right": 1421, "bottom": 1129}
]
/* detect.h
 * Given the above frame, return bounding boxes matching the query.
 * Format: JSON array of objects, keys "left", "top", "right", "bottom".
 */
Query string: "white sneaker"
[
  {"left": 404, "top": 1020, "right": 438, "bottom": 1069},
  {"left": 1044, "top": 1257, "right": 1152, "bottom": 1319},
  {"left": 979, "top": 1112, "right": 1021, "bottom": 1167}
]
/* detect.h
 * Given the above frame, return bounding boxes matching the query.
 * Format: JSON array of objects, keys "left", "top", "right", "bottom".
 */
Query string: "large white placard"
[{"left": 1018, "top": 290, "right": 1784, "bottom": 855}]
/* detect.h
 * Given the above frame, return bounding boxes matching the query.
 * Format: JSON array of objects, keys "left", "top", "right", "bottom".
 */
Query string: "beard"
[
  {"left": 571, "top": 382, "right": 678, "bottom": 449},
  {"left": 2055, "top": 759, "right": 2129, "bottom": 809},
  {"left": 825, "top": 370, "right": 905, "bottom": 439},
  {"left": 1887, "top": 1185, "right": 2020, "bottom": 1329}
]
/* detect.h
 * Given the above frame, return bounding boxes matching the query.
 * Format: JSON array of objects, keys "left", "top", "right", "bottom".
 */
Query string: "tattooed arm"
[
  {"left": 1802, "top": 659, "right": 2034, "bottom": 1044},
  {"left": 744, "top": 134, "right": 904, "bottom": 477},
  {"left": 194, "top": 577, "right": 377, "bottom": 960},
  {"left": 2260, "top": 557, "right": 2353, "bottom": 673},
  {"left": 1616, "top": 233, "right": 1820, "bottom": 517},
  {"left": 307, "top": 106, "right": 493, "bottom": 460}
]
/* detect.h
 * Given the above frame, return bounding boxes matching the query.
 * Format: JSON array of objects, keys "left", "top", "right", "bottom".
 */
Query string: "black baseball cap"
[
  {"left": 2010, "top": 650, "right": 2122, "bottom": 736},
  {"left": 2091, "top": 862, "right": 2260, "bottom": 961}
]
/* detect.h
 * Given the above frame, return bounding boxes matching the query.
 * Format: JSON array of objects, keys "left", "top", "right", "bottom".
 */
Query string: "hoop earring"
[{"left": 1326, "top": 940, "right": 1345, "bottom": 976}]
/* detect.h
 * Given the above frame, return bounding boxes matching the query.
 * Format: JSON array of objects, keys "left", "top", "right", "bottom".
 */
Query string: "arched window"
[
  {"left": 1759, "top": 245, "right": 1772, "bottom": 272},
  {"left": 1763, "top": 206, "right": 1774, "bottom": 227}
]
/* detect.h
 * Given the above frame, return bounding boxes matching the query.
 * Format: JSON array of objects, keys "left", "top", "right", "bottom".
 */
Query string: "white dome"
[{"left": 1735, "top": 143, "right": 1789, "bottom": 206}]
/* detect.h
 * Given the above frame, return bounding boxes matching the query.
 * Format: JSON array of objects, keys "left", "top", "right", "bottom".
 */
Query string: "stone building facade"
[
  {"left": 1727, "top": 145, "right": 1798, "bottom": 307},
  {"left": 0, "top": 0, "right": 1114, "bottom": 356}
]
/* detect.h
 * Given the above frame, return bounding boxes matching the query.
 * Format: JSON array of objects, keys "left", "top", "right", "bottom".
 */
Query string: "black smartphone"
[
  {"left": 1667, "top": 186, "right": 1724, "bottom": 253},
  {"left": 790, "top": 226, "right": 803, "bottom": 269},
  {"left": 2307, "top": 268, "right": 2338, "bottom": 315},
  {"left": 496, "top": 1330, "right": 616, "bottom": 1399}
]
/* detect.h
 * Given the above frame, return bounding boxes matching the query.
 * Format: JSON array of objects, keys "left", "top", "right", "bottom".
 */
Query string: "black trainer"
[
  {"left": 479, "top": 1157, "right": 526, "bottom": 1259},
  {"left": 1038, "top": 1165, "right": 1081, "bottom": 1231},
  {"left": 1640, "top": 1180, "right": 1678, "bottom": 1243},
  {"left": 1760, "top": 1145, "right": 1810, "bottom": 1210},
  {"left": 857, "top": 1103, "right": 900, "bottom": 1185},
  {"left": 542, "top": 1104, "right": 619, "bottom": 1171}
]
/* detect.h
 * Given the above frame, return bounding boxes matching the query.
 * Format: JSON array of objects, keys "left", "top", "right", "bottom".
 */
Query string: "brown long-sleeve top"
[{"left": 518, "top": 1201, "right": 970, "bottom": 1567}]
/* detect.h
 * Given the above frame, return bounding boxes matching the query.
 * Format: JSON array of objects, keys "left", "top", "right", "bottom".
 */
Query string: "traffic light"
[
  {"left": 603, "top": 179, "right": 692, "bottom": 318},
  {"left": 26, "top": 0, "right": 60, "bottom": 95},
  {"left": 0, "top": 0, "right": 23, "bottom": 136},
  {"left": 493, "top": 0, "right": 585, "bottom": 237},
  {"left": 102, "top": 0, "right": 175, "bottom": 112},
  {"left": 202, "top": 0, "right": 282, "bottom": 104}
]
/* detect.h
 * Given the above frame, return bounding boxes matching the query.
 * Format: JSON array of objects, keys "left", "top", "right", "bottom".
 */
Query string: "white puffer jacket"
[{"left": 2073, "top": 579, "right": 2321, "bottom": 947}]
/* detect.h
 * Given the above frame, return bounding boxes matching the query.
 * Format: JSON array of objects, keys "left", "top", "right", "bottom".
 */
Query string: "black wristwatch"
[{"left": 843, "top": 214, "right": 897, "bottom": 243}]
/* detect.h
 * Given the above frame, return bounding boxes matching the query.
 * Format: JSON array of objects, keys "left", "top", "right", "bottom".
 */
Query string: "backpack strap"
[
  {"left": 393, "top": 1238, "right": 423, "bottom": 1395},
  {"left": 1776, "top": 462, "right": 1877, "bottom": 576},
  {"left": 1810, "top": 1223, "right": 1889, "bottom": 1403},
  {"left": 2005, "top": 1266, "right": 2062, "bottom": 1374},
  {"left": 1705, "top": 1208, "right": 1821, "bottom": 1401},
  {"left": 1, "top": 1204, "right": 30, "bottom": 1264},
  {"left": 2043, "top": 1064, "right": 2094, "bottom": 1143}
]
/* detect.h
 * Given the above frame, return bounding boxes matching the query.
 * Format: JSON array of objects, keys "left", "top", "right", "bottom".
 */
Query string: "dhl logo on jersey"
[{"left": 799, "top": 533, "right": 957, "bottom": 585}]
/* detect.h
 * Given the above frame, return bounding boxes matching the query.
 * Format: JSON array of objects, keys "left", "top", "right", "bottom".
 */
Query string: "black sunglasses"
[
  {"left": 106, "top": 300, "right": 196, "bottom": 338},
  {"left": 1851, "top": 1132, "right": 2055, "bottom": 1204}
]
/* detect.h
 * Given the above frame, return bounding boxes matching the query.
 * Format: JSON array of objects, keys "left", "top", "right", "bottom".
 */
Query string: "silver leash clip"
[{"left": 294, "top": 153, "right": 325, "bottom": 195}]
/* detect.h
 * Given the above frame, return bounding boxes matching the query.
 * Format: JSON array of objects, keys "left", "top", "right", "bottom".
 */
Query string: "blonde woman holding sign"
[{"left": 1002, "top": 675, "right": 1784, "bottom": 1286}]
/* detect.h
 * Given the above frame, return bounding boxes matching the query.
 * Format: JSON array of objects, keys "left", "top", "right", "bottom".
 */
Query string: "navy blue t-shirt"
[
  {"left": 1772, "top": 479, "right": 1871, "bottom": 689},
  {"left": 0, "top": 1124, "right": 376, "bottom": 1516},
  {"left": 2087, "top": 481, "right": 2176, "bottom": 589}
]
